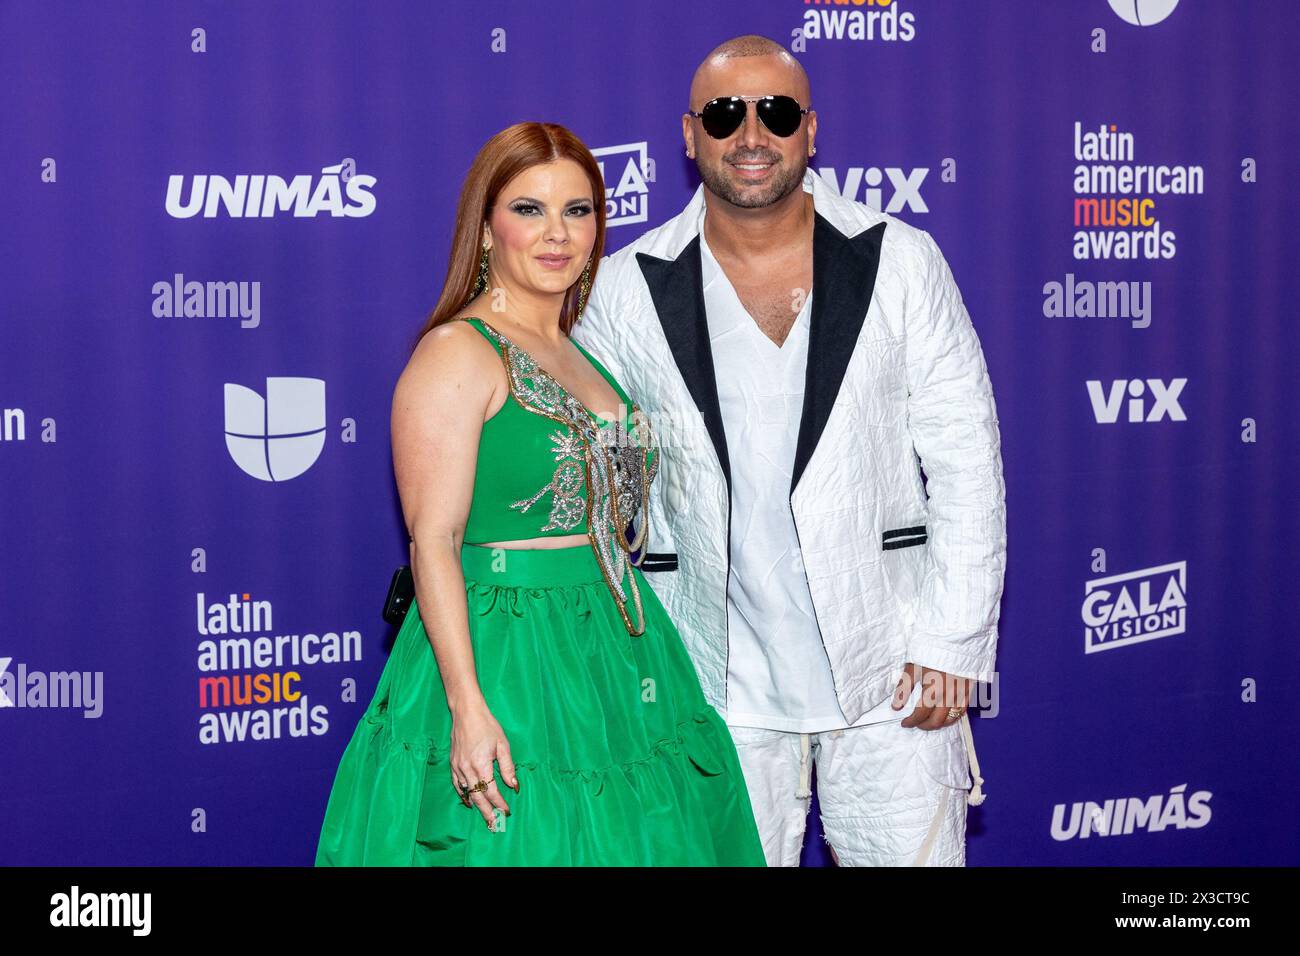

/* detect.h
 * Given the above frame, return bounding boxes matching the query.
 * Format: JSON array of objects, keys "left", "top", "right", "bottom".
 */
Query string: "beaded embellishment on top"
[
  {"left": 470, "top": 317, "right": 660, "bottom": 636},
  {"left": 509, "top": 426, "right": 587, "bottom": 531}
]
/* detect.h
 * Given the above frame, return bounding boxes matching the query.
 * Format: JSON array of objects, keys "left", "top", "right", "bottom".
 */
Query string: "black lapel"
[
  {"left": 791, "top": 214, "right": 887, "bottom": 494},
  {"left": 636, "top": 236, "right": 732, "bottom": 495}
]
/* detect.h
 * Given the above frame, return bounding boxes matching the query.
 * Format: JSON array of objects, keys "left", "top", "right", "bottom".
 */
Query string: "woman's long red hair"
[{"left": 412, "top": 122, "right": 608, "bottom": 353}]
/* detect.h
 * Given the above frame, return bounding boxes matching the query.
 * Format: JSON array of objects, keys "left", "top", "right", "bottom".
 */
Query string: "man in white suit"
[{"left": 573, "top": 34, "right": 1006, "bottom": 866}]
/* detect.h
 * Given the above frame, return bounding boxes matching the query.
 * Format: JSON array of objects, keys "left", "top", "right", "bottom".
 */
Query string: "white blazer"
[{"left": 573, "top": 167, "right": 1007, "bottom": 727}]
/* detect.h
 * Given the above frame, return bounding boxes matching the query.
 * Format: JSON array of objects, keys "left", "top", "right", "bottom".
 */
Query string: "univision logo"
[
  {"left": 1107, "top": 0, "right": 1179, "bottom": 27},
  {"left": 224, "top": 377, "right": 326, "bottom": 481}
]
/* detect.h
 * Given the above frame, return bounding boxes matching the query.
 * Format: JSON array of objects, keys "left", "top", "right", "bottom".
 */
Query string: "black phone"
[{"left": 382, "top": 565, "right": 415, "bottom": 626}]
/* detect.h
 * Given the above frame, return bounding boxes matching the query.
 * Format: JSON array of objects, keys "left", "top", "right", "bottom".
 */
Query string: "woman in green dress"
[{"left": 314, "top": 121, "right": 767, "bottom": 866}]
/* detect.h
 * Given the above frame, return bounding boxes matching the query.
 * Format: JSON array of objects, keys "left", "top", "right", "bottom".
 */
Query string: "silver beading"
[{"left": 473, "top": 318, "right": 660, "bottom": 636}]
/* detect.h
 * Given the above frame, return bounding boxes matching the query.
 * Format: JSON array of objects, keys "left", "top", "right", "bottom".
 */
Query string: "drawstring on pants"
[
  {"left": 795, "top": 733, "right": 812, "bottom": 799},
  {"left": 913, "top": 711, "right": 986, "bottom": 865},
  {"left": 959, "top": 711, "right": 986, "bottom": 807}
]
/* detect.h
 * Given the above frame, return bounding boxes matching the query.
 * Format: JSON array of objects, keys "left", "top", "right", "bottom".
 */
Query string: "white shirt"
[
  {"left": 700, "top": 226, "right": 843, "bottom": 733},
  {"left": 701, "top": 225, "right": 912, "bottom": 733}
]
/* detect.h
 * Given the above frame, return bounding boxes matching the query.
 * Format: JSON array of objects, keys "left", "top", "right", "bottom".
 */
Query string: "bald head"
[
  {"left": 682, "top": 34, "right": 816, "bottom": 210},
  {"left": 689, "top": 35, "right": 810, "bottom": 110}
]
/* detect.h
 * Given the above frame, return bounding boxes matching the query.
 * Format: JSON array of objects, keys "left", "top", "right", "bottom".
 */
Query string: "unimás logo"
[
  {"left": 1051, "top": 782, "right": 1210, "bottom": 840},
  {"left": 165, "top": 161, "right": 377, "bottom": 218},
  {"left": 1107, "top": 0, "right": 1180, "bottom": 27},
  {"left": 592, "top": 142, "right": 650, "bottom": 228},
  {"left": 1082, "top": 560, "right": 1187, "bottom": 654},
  {"left": 224, "top": 377, "right": 326, "bottom": 481},
  {"left": 1087, "top": 377, "right": 1186, "bottom": 423}
]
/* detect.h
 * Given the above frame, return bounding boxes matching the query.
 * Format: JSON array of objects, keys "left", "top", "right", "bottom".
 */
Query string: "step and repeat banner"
[{"left": 2, "top": 0, "right": 1296, "bottom": 866}]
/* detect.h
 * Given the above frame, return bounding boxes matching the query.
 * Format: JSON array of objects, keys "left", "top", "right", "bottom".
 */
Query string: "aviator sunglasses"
[{"left": 687, "top": 94, "right": 812, "bottom": 139}]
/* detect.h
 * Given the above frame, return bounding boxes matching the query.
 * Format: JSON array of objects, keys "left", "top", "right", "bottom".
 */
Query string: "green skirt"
[{"left": 315, "top": 542, "right": 767, "bottom": 866}]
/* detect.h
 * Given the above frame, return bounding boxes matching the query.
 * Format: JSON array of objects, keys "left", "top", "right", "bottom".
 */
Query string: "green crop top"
[{"left": 456, "top": 317, "right": 661, "bottom": 635}]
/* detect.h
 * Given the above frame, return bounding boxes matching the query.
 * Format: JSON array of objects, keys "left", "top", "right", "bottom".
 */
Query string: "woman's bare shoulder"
[
  {"left": 395, "top": 318, "right": 497, "bottom": 403},
  {"left": 411, "top": 317, "right": 496, "bottom": 368}
]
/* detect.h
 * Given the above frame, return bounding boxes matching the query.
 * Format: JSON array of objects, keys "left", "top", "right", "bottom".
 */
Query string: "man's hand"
[{"left": 891, "top": 661, "right": 971, "bottom": 730}]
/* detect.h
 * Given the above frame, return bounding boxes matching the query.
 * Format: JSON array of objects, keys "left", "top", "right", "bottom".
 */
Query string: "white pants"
[{"left": 728, "top": 713, "right": 985, "bottom": 867}]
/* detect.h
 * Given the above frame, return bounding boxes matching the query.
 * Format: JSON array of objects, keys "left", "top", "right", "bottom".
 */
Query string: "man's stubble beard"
[{"left": 696, "top": 152, "right": 808, "bottom": 209}]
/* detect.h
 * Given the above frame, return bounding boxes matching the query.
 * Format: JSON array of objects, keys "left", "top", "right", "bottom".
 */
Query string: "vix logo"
[
  {"left": 1107, "top": 0, "right": 1180, "bottom": 27},
  {"left": 1087, "top": 378, "right": 1186, "bottom": 423},
  {"left": 224, "top": 377, "right": 326, "bottom": 481},
  {"left": 816, "top": 167, "right": 929, "bottom": 213}
]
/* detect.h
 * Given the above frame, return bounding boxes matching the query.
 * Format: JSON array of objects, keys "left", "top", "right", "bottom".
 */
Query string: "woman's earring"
[
  {"left": 810, "top": 145, "right": 817, "bottom": 156},
  {"left": 575, "top": 259, "right": 593, "bottom": 317},
  {"left": 473, "top": 242, "right": 490, "bottom": 295}
]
